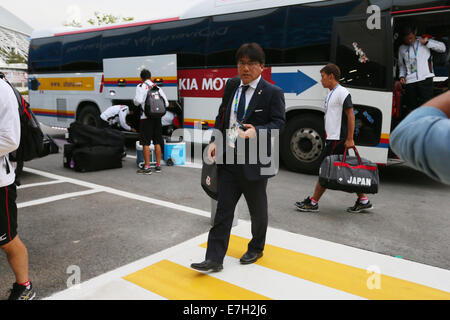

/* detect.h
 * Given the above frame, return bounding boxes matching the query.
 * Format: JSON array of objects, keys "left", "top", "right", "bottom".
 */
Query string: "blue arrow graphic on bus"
[{"left": 272, "top": 70, "right": 317, "bottom": 95}]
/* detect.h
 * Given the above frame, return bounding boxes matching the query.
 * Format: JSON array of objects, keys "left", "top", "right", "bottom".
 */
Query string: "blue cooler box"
[
  {"left": 136, "top": 141, "right": 144, "bottom": 167},
  {"left": 164, "top": 142, "right": 186, "bottom": 165},
  {"left": 136, "top": 141, "right": 157, "bottom": 168}
]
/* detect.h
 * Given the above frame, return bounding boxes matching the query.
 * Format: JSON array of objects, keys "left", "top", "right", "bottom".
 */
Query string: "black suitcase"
[
  {"left": 319, "top": 147, "right": 379, "bottom": 194},
  {"left": 68, "top": 121, "right": 125, "bottom": 148},
  {"left": 72, "top": 145, "right": 123, "bottom": 172},
  {"left": 63, "top": 143, "right": 75, "bottom": 168}
]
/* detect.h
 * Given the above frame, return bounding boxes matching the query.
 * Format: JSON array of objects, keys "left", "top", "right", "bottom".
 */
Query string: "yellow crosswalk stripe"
[
  {"left": 123, "top": 259, "right": 270, "bottom": 300},
  {"left": 200, "top": 235, "right": 450, "bottom": 300}
]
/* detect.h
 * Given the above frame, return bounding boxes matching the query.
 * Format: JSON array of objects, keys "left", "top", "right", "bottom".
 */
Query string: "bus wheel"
[
  {"left": 78, "top": 104, "right": 100, "bottom": 127},
  {"left": 281, "top": 115, "right": 325, "bottom": 174}
]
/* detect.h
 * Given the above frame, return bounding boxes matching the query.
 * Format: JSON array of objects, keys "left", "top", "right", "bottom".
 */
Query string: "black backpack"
[
  {"left": 144, "top": 84, "right": 166, "bottom": 118},
  {"left": 0, "top": 76, "right": 45, "bottom": 162}
]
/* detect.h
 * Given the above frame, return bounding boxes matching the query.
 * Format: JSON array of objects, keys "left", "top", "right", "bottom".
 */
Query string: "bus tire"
[
  {"left": 78, "top": 104, "right": 101, "bottom": 127},
  {"left": 280, "top": 114, "right": 325, "bottom": 174}
]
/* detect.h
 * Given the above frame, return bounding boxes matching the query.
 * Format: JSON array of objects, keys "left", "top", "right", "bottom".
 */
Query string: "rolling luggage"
[
  {"left": 319, "top": 147, "right": 379, "bottom": 194},
  {"left": 67, "top": 121, "right": 125, "bottom": 148},
  {"left": 63, "top": 143, "right": 75, "bottom": 168},
  {"left": 72, "top": 145, "right": 123, "bottom": 172}
]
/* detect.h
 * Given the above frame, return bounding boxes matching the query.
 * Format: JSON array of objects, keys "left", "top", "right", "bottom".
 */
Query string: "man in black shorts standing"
[
  {"left": 295, "top": 64, "right": 373, "bottom": 213},
  {"left": 133, "top": 69, "right": 168, "bottom": 174}
]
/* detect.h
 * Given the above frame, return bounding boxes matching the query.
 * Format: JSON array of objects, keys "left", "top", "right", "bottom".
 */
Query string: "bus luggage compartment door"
[{"left": 103, "top": 54, "right": 178, "bottom": 102}]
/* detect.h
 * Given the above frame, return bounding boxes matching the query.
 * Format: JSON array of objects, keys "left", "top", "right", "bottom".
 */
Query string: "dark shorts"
[
  {"left": 0, "top": 184, "right": 18, "bottom": 246},
  {"left": 324, "top": 139, "right": 347, "bottom": 157},
  {"left": 140, "top": 118, "right": 163, "bottom": 146}
]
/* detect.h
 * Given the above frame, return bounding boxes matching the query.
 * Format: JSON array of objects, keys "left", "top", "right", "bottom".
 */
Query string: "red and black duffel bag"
[{"left": 319, "top": 147, "right": 379, "bottom": 194}]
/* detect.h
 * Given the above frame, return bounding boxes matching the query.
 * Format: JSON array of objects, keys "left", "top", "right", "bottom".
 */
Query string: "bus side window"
[{"left": 353, "top": 106, "right": 382, "bottom": 147}]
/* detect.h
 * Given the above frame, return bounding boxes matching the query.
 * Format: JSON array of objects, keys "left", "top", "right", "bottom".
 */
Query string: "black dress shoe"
[
  {"left": 239, "top": 251, "right": 263, "bottom": 264},
  {"left": 190, "top": 260, "right": 223, "bottom": 272}
]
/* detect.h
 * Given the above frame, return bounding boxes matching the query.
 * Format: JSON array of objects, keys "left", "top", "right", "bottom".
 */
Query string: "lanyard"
[
  {"left": 233, "top": 85, "right": 250, "bottom": 120},
  {"left": 407, "top": 40, "right": 419, "bottom": 61},
  {"left": 325, "top": 84, "right": 339, "bottom": 113}
]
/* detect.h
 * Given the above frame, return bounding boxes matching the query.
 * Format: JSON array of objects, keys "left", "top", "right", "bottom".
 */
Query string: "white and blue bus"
[{"left": 27, "top": 0, "right": 449, "bottom": 173}]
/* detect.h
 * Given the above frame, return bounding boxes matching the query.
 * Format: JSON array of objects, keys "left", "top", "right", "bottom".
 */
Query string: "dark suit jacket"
[{"left": 212, "top": 76, "right": 286, "bottom": 180}]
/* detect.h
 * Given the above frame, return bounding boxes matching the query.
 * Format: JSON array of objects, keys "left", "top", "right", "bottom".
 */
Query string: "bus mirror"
[{"left": 30, "top": 79, "right": 39, "bottom": 91}]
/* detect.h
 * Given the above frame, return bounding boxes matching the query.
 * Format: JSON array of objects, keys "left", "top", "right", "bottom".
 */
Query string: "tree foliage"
[
  {"left": 87, "top": 11, "right": 134, "bottom": 26},
  {"left": 0, "top": 48, "right": 27, "bottom": 64},
  {"left": 63, "top": 19, "right": 83, "bottom": 28}
]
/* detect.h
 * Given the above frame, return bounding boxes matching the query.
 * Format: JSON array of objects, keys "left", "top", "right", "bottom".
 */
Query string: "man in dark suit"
[{"left": 191, "top": 43, "right": 285, "bottom": 272}]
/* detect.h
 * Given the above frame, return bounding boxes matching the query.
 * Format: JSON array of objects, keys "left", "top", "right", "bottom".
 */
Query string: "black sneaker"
[
  {"left": 295, "top": 197, "right": 319, "bottom": 212},
  {"left": 155, "top": 166, "right": 161, "bottom": 173},
  {"left": 137, "top": 167, "right": 152, "bottom": 175},
  {"left": 347, "top": 200, "right": 373, "bottom": 213},
  {"left": 8, "top": 282, "right": 36, "bottom": 300}
]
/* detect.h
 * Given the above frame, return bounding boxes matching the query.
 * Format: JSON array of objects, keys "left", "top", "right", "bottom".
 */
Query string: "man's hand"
[
  {"left": 131, "top": 128, "right": 136, "bottom": 133},
  {"left": 420, "top": 36, "right": 429, "bottom": 45},
  {"left": 400, "top": 77, "right": 406, "bottom": 85},
  {"left": 207, "top": 142, "right": 216, "bottom": 163},
  {"left": 345, "top": 138, "right": 355, "bottom": 149},
  {"left": 238, "top": 124, "right": 257, "bottom": 139}
]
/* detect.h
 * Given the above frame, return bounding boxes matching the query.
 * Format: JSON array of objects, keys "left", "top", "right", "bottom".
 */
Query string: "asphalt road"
[{"left": 0, "top": 125, "right": 449, "bottom": 299}]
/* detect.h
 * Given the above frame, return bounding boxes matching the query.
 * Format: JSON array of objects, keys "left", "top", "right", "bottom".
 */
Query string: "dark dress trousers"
[{"left": 206, "top": 76, "right": 285, "bottom": 263}]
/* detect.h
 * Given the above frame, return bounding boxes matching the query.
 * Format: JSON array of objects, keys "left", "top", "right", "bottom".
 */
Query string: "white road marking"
[
  {"left": 22, "top": 167, "right": 450, "bottom": 300},
  {"left": 17, "top": 189, "right": 103, "bottom": 208},
  {"left": 17, "top": 180, "right": 66, "bottom": 189},
  {"left": 45, "top": 221, "right": 450, "bottom": 300},
  {"left": 23, "top": 167, "right": 213, "bottom": 218}
]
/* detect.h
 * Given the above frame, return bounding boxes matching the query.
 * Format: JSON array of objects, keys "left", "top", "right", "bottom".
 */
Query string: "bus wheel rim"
[{"left": 290, "top": 128, "right": 323, "bottom": 163}]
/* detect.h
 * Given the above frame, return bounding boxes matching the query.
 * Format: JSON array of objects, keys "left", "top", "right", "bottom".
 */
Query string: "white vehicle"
[{"left": 27, "top": 0, "right": 449, "bottom": 173}]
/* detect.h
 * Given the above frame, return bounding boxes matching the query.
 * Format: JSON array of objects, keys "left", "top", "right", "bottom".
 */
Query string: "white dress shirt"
[{"left": 229, "top": 75, "right": 261, "bottom": 128}]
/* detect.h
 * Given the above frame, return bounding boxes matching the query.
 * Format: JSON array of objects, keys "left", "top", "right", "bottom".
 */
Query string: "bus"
[{"left": 27, "top": 0, "right": 450, "bottom": 173}]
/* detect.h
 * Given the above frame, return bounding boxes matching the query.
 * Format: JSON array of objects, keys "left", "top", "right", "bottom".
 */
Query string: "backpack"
[
  {"left": 0, "top": 75, "right": 45, "bottom": 162},
  {"left": 144, "top": 84, "right": 166, "bottom": 118}
]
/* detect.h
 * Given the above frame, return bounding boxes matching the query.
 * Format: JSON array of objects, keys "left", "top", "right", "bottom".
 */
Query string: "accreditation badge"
[
  {"left": 226, "top": 122, "right": 240, "bottom": 148},
  {"left": 409, "top": 58, "right": 418, "bottom": 74}
]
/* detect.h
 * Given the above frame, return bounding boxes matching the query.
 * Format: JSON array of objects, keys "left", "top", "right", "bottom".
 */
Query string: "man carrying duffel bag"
[{"left": 295, "top": 63, "right": 374, "bottom": 213}]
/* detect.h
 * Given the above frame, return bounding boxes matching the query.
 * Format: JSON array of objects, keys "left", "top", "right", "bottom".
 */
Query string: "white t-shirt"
[{"left": 324, "top": 84, "right": 353, "bottom": 140}]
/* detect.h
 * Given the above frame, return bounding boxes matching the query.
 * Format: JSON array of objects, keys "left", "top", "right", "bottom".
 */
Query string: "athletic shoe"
[
  {"left": 347, "top": 200, "right": 373, "bottom": 213},
  {"left": 155, "top": 166, "right": 161, "bottom": 173},
  {"left": 137, "top": 167, "right": 152, "bottom": 175},
  {"left": 295, "top": 197, "right": 319, "bottom": 212},
  {"left": 8, "top": 282, "right": 36, "bottom": 300}
]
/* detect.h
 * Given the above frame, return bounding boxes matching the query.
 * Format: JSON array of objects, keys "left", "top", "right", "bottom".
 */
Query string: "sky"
[{"left": 0, "top": 0, "right": 205, "bottom": 30}]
